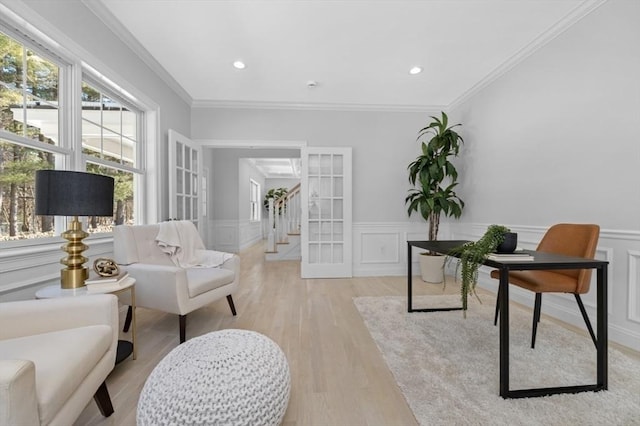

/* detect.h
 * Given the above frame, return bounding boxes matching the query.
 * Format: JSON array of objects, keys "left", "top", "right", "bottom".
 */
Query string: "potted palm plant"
[{"left": 406, "top": 112, "right": 464, "bottom": 282}]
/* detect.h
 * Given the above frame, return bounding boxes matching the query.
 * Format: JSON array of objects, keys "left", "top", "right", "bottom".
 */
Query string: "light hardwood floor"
[{"left": 76, "top": 242, "right": 639, "bottom": 425}]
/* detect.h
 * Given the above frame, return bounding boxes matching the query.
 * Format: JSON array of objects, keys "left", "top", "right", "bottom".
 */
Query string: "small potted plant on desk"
[
  {"left": 406, "top": 112, "right": 465, "bottom": 283},
  {"left": 447, "top": 224, "right": 516, "bottom": 316}
]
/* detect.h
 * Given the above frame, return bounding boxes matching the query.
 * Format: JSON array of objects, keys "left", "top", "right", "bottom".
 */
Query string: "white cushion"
[
  {"left": 0, "top": 325, "right": 112, "bottom": 425},
  {"left": 186, "top": 268, "right": 235, "bottom": 298}
]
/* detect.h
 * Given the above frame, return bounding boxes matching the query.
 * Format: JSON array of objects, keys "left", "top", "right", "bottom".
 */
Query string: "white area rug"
[{"left": 353, "top": 295, "right": 640, "bottom": 426}]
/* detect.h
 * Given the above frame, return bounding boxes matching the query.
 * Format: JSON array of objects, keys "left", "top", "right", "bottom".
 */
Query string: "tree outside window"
[{"left": 1, "top": 30, "right": 59, "bottom": 240}]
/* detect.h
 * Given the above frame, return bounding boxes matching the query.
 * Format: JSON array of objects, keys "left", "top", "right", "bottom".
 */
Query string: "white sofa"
[
  {"left": 0, "top": 294, "right": 119, "bottom": 426},
  {"left": 113, "top": 222, "right": 239, "bottom": 343}
]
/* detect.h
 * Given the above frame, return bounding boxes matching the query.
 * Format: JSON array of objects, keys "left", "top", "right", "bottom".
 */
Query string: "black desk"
[{"left": 407, "top": 240, "right": 609, "bottom": 399}]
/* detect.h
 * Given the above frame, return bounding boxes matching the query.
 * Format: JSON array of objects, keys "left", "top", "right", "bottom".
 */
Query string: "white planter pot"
[{"left": 419, "top": 253, "right": 445, "bottom": 283}]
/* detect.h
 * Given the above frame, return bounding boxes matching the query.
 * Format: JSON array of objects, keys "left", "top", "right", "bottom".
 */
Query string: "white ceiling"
[
  {"left": 247, "top": 158, "right": 301, "bottom": 179},
  {"left": 92, "top": 0, "right": 600, "bottom": 111},
  {"left": 90, "top": 1, "right": 601, "bottom": 179}
]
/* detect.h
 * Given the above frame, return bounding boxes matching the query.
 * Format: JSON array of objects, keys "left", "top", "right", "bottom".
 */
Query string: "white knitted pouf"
[{"left": 137, "top": 329, "right": 291, "bottom": 426}]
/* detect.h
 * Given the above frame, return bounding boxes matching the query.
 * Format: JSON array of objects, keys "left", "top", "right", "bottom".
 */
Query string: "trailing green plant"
[
  {"left": 448, "top": 225, "right": 510, "bottom": 317},
  {"left": 406, "top": 112, "right": 464, "bottom": 248}
]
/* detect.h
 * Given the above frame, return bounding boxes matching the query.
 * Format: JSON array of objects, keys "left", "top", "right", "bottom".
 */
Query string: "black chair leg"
[
  {"left": 226, "top": 295, "right": 237, "bottom": 316},
  {"left": 123, "top": 306, "right": 133, "bottom": 332},
  {"left": 531, "top": 293, "right": 542, "bottom": 348},
  {"left": 575, "top": 294, "right": 597, "bottom": 348},
  {"left": 179, "top": 314, "right": 186, "bottom": 344},
  {"left": 93, "top": 381, "right": 114, "bottom": 417}
]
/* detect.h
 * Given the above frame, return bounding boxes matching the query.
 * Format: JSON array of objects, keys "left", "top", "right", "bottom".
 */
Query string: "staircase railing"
[{"left": 267, "top": 183, "right": 301, "bottom": 252}]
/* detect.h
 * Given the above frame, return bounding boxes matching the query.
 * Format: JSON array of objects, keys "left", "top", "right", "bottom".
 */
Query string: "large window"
[
  {"left": 1, "top": 29, "right": 61, "bottom": 240},
  {"left": 0, "top": 27, "right": 144, "bottom": 242}
]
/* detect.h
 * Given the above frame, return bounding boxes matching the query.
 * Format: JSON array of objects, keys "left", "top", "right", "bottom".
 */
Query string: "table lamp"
[{"left": 35, "top": 170, "right": 115, "bottom": 289}]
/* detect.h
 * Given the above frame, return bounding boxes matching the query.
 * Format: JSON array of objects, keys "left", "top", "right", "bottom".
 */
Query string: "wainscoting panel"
[
  {"left": 628, "top": 250, "right": 640, "bottom": 324},
  {"left": 353, "top": 222, "right": 452, "bottom": 277},
  {"left": 360, "top": 232, "right": 400, "bottom": 264},
  {"left": 209, "top": 220, "right": 239, "bottom": 253},
  {"left": 239, "top": 220, "right": 263, "bottom": 251}
]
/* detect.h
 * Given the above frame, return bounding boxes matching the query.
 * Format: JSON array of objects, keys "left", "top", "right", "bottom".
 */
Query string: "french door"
[
  {"left": 168, "top": 129, "right": 202, "bottom": 229},
  {"left": 301, "top": 147, "right": 352, "bottom": 278}
]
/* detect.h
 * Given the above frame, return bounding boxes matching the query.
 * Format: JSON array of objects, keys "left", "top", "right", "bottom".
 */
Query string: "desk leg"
[
  {"left": 499, "top": 268, "right": 510, "bottom": 398},
  {"left": 597, "top": 266, "right": 608, "bottom": 389},
  {"left": 131, "top": 286, "right": 137, "bottom": 360},
  {"left": 407, "top": 242, "right": 413, "bottom": 312}
]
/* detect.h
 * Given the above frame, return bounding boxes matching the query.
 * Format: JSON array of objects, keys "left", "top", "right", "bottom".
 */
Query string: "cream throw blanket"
[{"left": 156, "top": 220, "right": 233, "bottom": 268}]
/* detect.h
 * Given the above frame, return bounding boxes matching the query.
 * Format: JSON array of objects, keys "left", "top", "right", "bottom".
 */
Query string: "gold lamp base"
[{"left": 59, "top": 216, "right": 89, "bottom": 289}]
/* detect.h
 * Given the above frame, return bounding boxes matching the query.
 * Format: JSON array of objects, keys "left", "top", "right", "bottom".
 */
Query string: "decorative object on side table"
[
  {"left": 406, "top": 112, "right": 465, "bottom": 283},
  {"left": 94, "top": 257, "right": 120, "bottom": 277},
  {"left": 35, "top": 170, "right": 114, "bottom": 289},
  {"left": 447, "top": 224, "right": 512, "bottom": 316}
]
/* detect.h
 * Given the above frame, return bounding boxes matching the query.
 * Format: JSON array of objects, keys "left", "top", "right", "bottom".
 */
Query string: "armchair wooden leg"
[
  {"left": 575, "top": 294, "right": 597, "bottom": 348},
  {"left": 123, "top": 306, "right": 133, "bottom": 333},
  {"left": 93, "top": 381, "right": 114, "bottom": 417},
  {"left": 226, "top": 295, "right": 237, "bottom": 316},
  {"left": 531, "top": 293, "right": 542, "bottom": 348},
  {"left": 179, "top": 315, "right": 186, "bottom": 344}
]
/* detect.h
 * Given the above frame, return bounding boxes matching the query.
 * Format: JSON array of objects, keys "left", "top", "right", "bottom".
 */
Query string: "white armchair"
[
  {"left": 0, "top": 294, "right": 119, "bottom": 426},
  {"left": 113, "top": 222, "right": 239, "bottom": 343}
]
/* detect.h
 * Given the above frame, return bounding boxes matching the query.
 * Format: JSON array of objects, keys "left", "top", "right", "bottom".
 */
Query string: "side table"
[{"left": 35, "top": 277, "right": 137, "bottom": 364}]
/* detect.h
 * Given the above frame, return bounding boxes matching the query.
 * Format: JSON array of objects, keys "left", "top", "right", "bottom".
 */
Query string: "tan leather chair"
[{"left": 491, "top": 223, "right": 600, "bottom": 348}]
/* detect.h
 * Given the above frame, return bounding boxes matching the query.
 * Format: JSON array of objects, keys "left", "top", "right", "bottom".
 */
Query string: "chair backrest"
[
  {"left": 536, "top": 223, "right": 600, "bottom": 293},
  {"left": 113, "top": 224, "right": 175, "bottom": 266}
]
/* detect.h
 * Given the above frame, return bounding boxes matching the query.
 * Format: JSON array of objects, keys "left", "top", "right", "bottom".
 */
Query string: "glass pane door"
[
  {"left": 168, "top": 130, "right": 201, "bottom": 229},
  {"left": 301, "top": 147, "right": 352, "bottom": 278}
]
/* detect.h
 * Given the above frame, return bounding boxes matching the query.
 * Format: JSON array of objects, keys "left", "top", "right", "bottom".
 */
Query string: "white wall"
[
  {"left": 449, "top": 0, "right": 640, "bottom": 351},
  {"left": 192, "top": 107, "right": 443, "bottom": 224}
]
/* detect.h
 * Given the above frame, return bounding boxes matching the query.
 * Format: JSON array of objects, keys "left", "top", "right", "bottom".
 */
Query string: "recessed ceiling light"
[
  {"left": 409, "top": 66, "right": 423, "bottom": 75},
  {"left": 233, "top": 61, "right": 246, "bottom": 70}
]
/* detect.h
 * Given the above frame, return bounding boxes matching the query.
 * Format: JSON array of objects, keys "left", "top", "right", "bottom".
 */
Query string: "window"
[
  {"left": 250, "top": 179, "right": 260, "bottom": 222},
  {"left": 81, "top": 81, "right": 137, "bottom": 167},
  {"left": 81, "top": 80, "right": 142, "bottom": 229},
  {"left": 0, "top": 26, "right": 145, "bottom": 242},
  {"left": 0, "top": 29, "right": 63, "bottom": 240}
]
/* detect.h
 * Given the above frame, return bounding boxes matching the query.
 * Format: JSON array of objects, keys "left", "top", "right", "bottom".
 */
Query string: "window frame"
[{"left": 249, "top": 178, "right": 261, "bottom": 222}]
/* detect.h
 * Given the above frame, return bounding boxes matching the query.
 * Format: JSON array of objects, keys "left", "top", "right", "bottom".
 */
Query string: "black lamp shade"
[{"left": 35, "top": 170, "right": 115, "bottom": 217}]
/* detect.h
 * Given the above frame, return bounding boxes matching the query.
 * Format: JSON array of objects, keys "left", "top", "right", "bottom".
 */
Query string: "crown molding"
[
  {"left": 449, "top": 0, "right": 609, "bottom": 111},
  {"left": 191, "top": 99, "right": 444, "bottom": 113},
  {"left": 84, "top": 0, "right": 193, "bottom": 106},
  {"left": 195, "top": 139, "right": 307, "bottom": 149}
]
